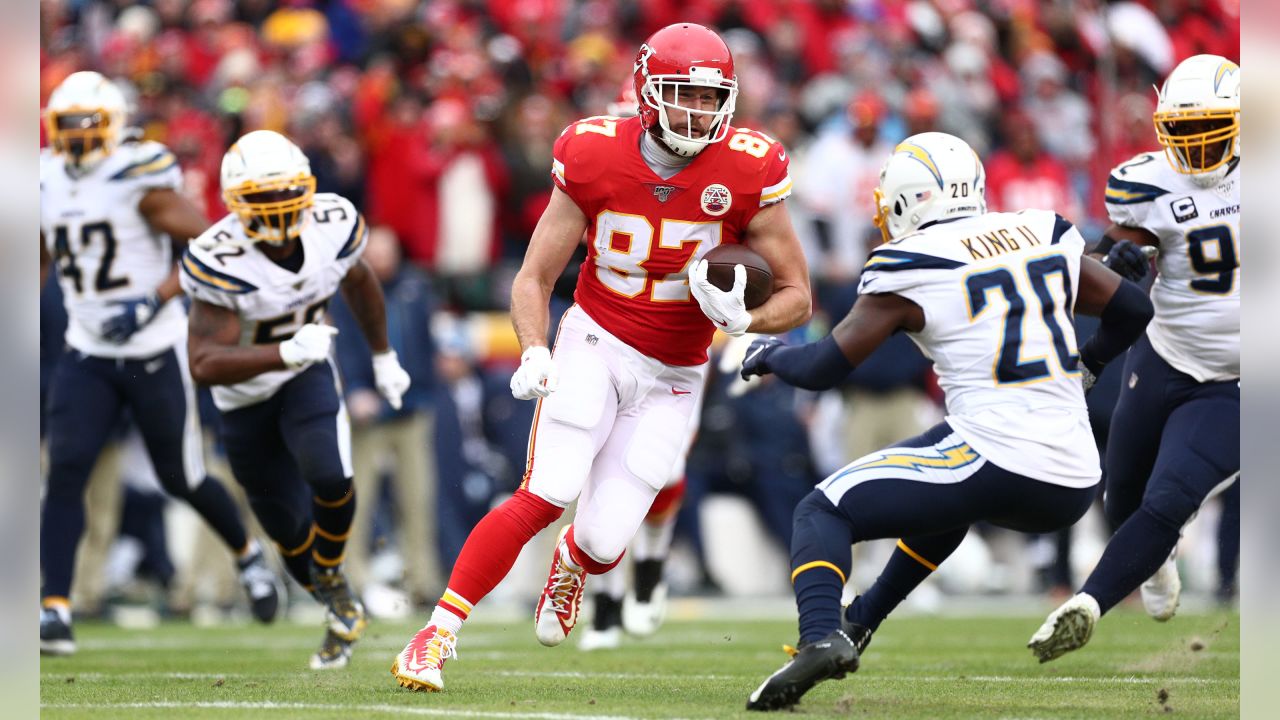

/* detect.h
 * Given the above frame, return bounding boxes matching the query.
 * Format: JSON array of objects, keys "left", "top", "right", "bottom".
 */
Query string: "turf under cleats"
[
  {"left": 746, "top": 629, "right": 861, "bottom": 712},
  {"left": 40, "top": 607, "right": 75, "bottom": 656},
  {"left": 1140, "top": 552, "right": 1182, "bottom": 622},
  {"left": 237, "top": 549, "right": 283, "bottom": 624},
  {"left": 1028, "top": 592, "right": 1101, "bottom": 663},
  {"left": 312, "top": 566, "right": 367, "bottom": 642},
  {"left": 310, "top": 628, "right": 355, "bottom": 670},
  {"left": 392, "top": 624, "right": 458, "bottom": 692},
  {"left": 534, "top": 527, "right": 586, "bottom": 647}
]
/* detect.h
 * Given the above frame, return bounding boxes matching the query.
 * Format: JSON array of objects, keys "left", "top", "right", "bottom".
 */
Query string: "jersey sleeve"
[
  {"left": 110, "top": 142, "right": 183, "bottom": 193},
  {"left": 1103, "top": 155, "right": 1169, "bottom": 228},
  {"left": 758, "top": 138, "right": 792, "bottom": 207},
  {"left": 551, "top": 119, "right": 614, "bottom": 216},
  {"left": 326, "top": 195, "right": 369, "bottom": 270},
  {"left": 857, "top": 248, "right": 965, "bottom": 297},
  {"left": 179, "top": 245, "right": 256, "bottom": 310}
]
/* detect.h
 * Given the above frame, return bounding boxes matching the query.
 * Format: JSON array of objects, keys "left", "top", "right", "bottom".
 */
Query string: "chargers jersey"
[
  {"left": 40, "top": 141, "right": 188, "bottom": 358},
  {"left": 552, "top": 115, "right": 791, "bottom": 366},
  {"left": 858, "top": 210, "right": 1098, "bottom": 488},
  {"left": 1105, "top": 153, "right": 1239, "bottom": 382},
  {"left": 180, "top": 193, "right": 367, "bottom": 411}
]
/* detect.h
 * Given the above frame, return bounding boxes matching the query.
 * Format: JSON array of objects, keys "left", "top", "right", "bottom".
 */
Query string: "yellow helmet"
[
  {"left": 220, "top": 130, "right": 316, "bottom": 245},
  {"left": 44, "top": 71, "right": 128, "bottom": 171},
  {"left": 1153, "top": 54, "right": 1239, "bottom": 185}
]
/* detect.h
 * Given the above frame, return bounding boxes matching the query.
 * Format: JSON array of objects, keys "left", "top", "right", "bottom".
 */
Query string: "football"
[{"left": 702, "top": 244, "right": 774, "bottom": 309}]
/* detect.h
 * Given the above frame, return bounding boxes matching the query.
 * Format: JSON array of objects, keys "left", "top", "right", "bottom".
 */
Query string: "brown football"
[{"left": 702, "top": 244, "right": 773, "bottom": 309}]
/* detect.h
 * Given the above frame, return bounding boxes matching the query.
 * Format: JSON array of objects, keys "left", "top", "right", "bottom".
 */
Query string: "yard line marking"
[{"left": 39, "top": 701, "right": 712, "bottom": 720}]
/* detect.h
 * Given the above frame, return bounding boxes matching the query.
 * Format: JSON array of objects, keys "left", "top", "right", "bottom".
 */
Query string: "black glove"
[
  {"left": 102, "top": 292, "right": 163, "bottom": 344},
  {"left": 1103, "top": 239, "right": 1149, "bottom": 281},
  {"left": 740, "top": 336, "right": 783, "bottom": 381}
]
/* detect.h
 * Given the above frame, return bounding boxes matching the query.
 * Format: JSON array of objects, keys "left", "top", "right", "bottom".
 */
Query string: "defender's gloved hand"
[
  {"left": 689, "top": 259, "right": 752, "bottom": 337},
  {"left": 1103, "top": 239, "right": 1150, "bottom": 281},
  {"left": 372, "top": 349, "right": 412, "bottom": 410},
  {"left": 279, "top": 323, "right": 338, "bottom": 369},
  {"left": 102, "top": 292, "right": 163, "bottom": 344},
  {"left": 740, "top": 336, "right": 784, "bottom": 380},
  {"left": 509, "top": 346, "right": 558, "bottom": 400}
]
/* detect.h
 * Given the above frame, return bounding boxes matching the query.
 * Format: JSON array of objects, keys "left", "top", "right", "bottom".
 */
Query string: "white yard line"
[{"left": 39, "top": 701, "right": 706, "bottom": 720}]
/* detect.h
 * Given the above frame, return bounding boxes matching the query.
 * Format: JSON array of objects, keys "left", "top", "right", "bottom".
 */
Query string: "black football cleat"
[
  {"left": 40, "top": 607, "right": 76, "bottom": 656},
  {"left": 238, "top": 549, "right": 283, "bottom": 624},
  {"left": 746, "top": 628, "right": 861, "bottom": 711}
]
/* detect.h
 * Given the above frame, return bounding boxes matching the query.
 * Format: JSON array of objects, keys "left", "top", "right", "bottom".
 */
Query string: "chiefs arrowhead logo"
[{"left": 701, "top": 183, "right": 732, "bottom": 216}]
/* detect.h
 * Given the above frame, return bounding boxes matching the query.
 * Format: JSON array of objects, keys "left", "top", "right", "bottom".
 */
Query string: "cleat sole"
[
  {"left": 391, "top": 661, "right": 443, "bottom": 692},
  {"left": 1030, "top": 607, "right": 1095, "bottom": 663}
]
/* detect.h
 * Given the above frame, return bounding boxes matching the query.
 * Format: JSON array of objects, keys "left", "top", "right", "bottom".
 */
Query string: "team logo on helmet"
[{"left": 700, "top": 184, "right": 731, "bottom": 216}]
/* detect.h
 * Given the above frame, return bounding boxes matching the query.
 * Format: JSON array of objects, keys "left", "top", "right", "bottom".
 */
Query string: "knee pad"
[
  {"left": 1142, "top": 477, "right": 1202, "bottom": 531},
  {"left": 566, "top": 524, "right": 625, "bottom": 574}
]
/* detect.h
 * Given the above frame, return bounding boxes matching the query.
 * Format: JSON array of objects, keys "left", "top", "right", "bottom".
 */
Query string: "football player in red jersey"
[{"left": 393, "top": 23, "right": 811, "bottom": 692}]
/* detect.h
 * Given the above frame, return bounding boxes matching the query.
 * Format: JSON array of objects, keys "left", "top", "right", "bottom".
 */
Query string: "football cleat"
[
  {"left": 310, "top": 628, "right": 354, "bottom": 670},
  {"left": 40, "top": 607, "right": 76, "bottom": 656},
  {"left": 312, "top": 566, "right": 367, "bottom": 642},
  {"left": 238, "top": 549, "right": 283, "bottom": 624},
  {"left": 746, "top": 629, "right": 861, "bottom": 711},
  {"left": 1140, "top": 551, "right": 1182, "bottom": 622},
  {"left": 1028, "top": 592, "right": 1101, "bottom": 663},
  {"left": 534, "top": 526, "right": 587, "bottom": 647},
  {"left": 623, "top": 559, "right": 668, "bottom": 637},
  {"left": 392, "top": 624, "right": 458, "bottom": 692}
]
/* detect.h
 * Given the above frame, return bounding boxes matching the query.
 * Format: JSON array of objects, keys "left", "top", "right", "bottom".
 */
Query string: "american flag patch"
[{"left": 915, "top": 190, "right": 932, "bottom": 201}]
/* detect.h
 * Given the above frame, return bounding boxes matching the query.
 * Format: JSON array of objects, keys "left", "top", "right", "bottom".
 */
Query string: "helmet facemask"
[
  {"left": 1154, "top": 110, "right": 1238, "bottom": 185},
  {"left": 223, "top": 174, "right": 317, "bottom": 245},
  {"left": 641, "top": 69, "right": 737, "bottom": 157},
  {"left": 46, "top": 108, "right": 120, "bottom": 171}
]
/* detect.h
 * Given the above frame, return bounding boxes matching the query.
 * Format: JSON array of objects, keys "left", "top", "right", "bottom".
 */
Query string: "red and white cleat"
[
  {"left": 534, "top": 526, "right": 587, "bottom": 647},
  {"left": 392, "top": 624, "right": 458, "bottom": 692}
]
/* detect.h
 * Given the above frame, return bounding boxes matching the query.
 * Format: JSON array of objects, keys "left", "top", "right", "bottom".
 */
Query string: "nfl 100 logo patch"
[{"left": 700, "top": 183, "right": 731, "bottom": 216}]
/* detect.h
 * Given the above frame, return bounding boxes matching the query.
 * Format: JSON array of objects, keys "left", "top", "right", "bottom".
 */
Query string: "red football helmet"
[{"left": 633, "top": 23, "right": 738, "bottom": 157}]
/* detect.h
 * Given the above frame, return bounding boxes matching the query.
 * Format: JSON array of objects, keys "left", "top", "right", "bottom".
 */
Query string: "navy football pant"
[
  {"left": 1081, "top": 335, "right": 1239, "bottom": 613},
  {"left": 41, "top": 347, "right": 247, "bottom": 602},
  {"left": 219, "top": 361, "right": 356, "bottom": 591},
  {"left": 791, "top": 421, "right": 1095, "bottom": 643}
]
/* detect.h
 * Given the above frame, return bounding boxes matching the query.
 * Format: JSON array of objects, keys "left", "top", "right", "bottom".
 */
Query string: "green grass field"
[{"left": 40, "top": 607, "right": 1239, "bottom": 719}]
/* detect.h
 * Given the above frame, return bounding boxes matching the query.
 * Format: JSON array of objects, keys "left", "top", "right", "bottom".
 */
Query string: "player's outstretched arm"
[
  {"left": 187, "top": 299, "right": 292, "bottom": 385},
  {"left": 740, "top": 292, "right": 920, "bottom": 391},
  {"left": 510, "top": 186, "right": 588, "bottom": 352},
  {"left": 743, "top": 202, "right": 812, "bottom": 334},
  {"left": 139, "top": 188, "right": 211, "bottom": 304},
  {"left": 339, "top": 258, "right": 391, "bottom": 354},
  {"left": 1073, "top": 255, "right": 1154, "bottom": 382}
]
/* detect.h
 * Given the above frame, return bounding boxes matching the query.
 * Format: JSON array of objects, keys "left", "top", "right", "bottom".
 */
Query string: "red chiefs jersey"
[{"left": 551, "top": 115, "right": 791, "bottom": 365}]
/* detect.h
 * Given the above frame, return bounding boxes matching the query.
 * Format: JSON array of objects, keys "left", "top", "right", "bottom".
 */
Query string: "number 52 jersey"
[
  {"left": 1105, "top": 153, "right": 1239, "bottom": 382},
  {"left": 40, "top": 142, "right": 188, "bottom": 358},
  {"left": 180, "top": 193, "right": 367, "bottom": 411}
]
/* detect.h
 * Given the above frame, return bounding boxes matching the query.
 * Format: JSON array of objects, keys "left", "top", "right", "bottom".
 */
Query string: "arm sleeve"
[
  {"left": 1078, "top": 279, "right": 1154, "bottom": 374},
  {"left": 759, "top": 334, "right": 855, "bottom": 391}
]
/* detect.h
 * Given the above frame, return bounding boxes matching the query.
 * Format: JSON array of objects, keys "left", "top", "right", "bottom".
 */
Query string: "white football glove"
[
  {"left": 372, "top": 349, "right": 412, "bottom": 410},
  {"left": 689, "top": 259, "right": 752, "bottom": 337},
  {"left": 509, "top": 345, "right": 558, "bottom": 400},
  {"left": 279, "top": 323, "right": 338, "bottom": 369}
]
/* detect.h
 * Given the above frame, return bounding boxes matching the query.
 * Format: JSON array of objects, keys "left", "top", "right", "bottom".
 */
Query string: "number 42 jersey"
[
  {"left": 553, "top": 115, "right": 792, "bottom": 366},
  {"left": 40, "top": 142, "right": 188, "bottom": 358},
  {"left": 858, "top": 210, "right": 1098, "bottom": 489},
  {"left": 180, "top": 193, "right": 367, "bottom": 411},
  {"left": 1105, "top": 153, "right": 1239, "bottom": 382}
]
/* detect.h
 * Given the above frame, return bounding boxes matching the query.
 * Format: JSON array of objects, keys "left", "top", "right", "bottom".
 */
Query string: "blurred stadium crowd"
[{"left": 40, "top": 0, "right": 1239, "bottom": 618}]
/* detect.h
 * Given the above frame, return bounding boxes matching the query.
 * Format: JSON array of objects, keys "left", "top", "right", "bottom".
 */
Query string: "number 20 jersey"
[
  {"left": 552, "top": 115, "right": 791, "bottom": 366},
  {"left": 1105, "top": 153, "right": 1239, "bottom": 382},
  {"left": 40, "top": 142, "right": 187, "bottom": 358},
  {"left": 180, "top": 193, "right": 367, "bottom": 411},
  {"left": 857, "top": 210, "right": 1098, "bottom": 488}
]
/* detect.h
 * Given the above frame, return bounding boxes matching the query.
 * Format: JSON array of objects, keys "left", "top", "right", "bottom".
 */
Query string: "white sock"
[{"left": 430, "top": 605, "right": 465, "bottom": 635}]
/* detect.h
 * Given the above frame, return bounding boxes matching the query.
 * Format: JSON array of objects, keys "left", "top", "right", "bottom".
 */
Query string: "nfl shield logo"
[
  {"left": 653, "top": 185, "right": 676, "bottom": 203},
  {"left": 700, "top": 183, "right": 732, "bottom": 216}
]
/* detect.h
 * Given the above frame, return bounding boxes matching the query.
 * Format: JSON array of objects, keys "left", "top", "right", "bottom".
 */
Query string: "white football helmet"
[
  {"left": 1154, "top": 54, "right": 1239, "bottom": 186},
  {"left": 44, "top": 71, "right": 128, "bottom": 171},
  {"left": 221, "top": 130, "right": 316, "bottom": 245},
  {"left": 873, "top": 132, "right": 986, "bottom": 242}
]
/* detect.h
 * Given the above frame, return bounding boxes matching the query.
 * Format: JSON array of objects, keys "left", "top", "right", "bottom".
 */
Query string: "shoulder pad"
[
  {"left": 181, "top": 242, "right": 258, "bottom": 295},
  {"left": 555, "top": 116, "right": 628, "bottom": 187},
  {"left": 1105, "top": 153, "right": 1170, "bottom": 205},
  {"left": 108, "top": 141, "right": 179, "bottom": 183},
  {"left": 863, "top": 245, "right": 966, "bottom": 273}
]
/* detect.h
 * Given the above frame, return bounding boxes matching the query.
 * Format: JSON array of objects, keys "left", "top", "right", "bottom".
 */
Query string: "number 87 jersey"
[
  {"left": 1105, "top": 152, "right": 1239, "bottom": 382},
  {"left": 552, "top": 115, "right": 791, "bottom": 366}
]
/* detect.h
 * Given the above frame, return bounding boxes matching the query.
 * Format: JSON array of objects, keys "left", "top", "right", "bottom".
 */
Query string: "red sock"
[
  {"left": 444, "top": 488, "right": 563, "bottom": 607},
  {"left": 565, "top": 524, "right": 625, "bottom": 575},
  {"left": 646, "top": 478, "right": 687, "bottom": 523}
]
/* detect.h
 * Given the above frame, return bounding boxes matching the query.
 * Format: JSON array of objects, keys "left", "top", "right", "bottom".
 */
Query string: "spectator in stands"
[
  {"left": 985, "top": 111, "right": 1084, "bottom": 222},
  {"left": 331, "top": 226, "right": 442, "bottom": 609}
]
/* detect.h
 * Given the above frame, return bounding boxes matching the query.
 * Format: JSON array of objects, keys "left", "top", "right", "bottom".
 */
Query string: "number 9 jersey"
[
  {"left": 552, "top": 115, "right": 791, "bottom": 366},
  {"left": 40, "top": 141, "right": 188, "bottom": 358},
  {"left": 1105, "top": 153, "right": 1239, "bottom": 382},
  {"left": 180, "top": 193, "right": 367, "bottom": 410}
]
